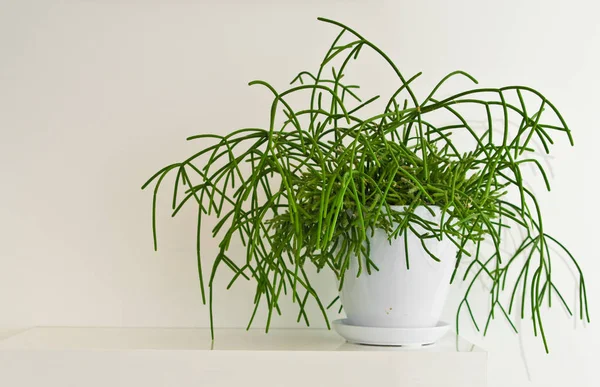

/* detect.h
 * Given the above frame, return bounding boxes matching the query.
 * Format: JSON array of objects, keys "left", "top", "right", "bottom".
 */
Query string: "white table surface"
[
  {"left": 0, "top": 326, "right": 482, "bottom": 352},
  {"left": 0, "top": 327, "right": 487, "bottom": 387}
]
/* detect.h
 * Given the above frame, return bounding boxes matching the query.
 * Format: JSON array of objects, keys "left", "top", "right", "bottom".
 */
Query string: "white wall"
[{"left": 1, "top": 1, "right": 598, "bottom": 386}]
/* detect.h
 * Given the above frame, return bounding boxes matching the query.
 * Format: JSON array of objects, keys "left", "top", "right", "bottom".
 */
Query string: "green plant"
[{"left": 142, "top": 17, "right": 589, "bottom": 352}]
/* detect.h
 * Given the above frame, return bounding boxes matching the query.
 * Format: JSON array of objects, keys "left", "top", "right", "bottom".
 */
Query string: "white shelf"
[
  {"left": 0, "top": 328, "right": 26, "bottom": 341},
  {"left": 0, "top": 327, "right": 486, "bottom": 387}
]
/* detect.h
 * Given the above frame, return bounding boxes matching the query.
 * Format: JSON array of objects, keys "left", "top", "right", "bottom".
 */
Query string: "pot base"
[{"left": 332, "top": 319, "right": 450, "bottom": 347}]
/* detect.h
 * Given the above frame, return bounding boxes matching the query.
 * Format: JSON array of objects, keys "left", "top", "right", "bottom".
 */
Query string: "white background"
[{"left": 1, "top": 1, "right": 598, "bottom": 386}]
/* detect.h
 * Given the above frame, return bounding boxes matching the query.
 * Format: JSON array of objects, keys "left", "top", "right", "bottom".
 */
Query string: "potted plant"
[{"left": 142, "top": 18, "right": 589, "bottom": 350}]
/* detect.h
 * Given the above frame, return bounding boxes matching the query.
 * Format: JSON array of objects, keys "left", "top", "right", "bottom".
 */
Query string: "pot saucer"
[{"left": 332, "top": 319, "right": 450, "bottom": 347}]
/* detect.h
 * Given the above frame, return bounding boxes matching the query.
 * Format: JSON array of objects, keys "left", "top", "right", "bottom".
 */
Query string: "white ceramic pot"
[{"left": 339, "top": 205, "right": 456, "bottom": 328}]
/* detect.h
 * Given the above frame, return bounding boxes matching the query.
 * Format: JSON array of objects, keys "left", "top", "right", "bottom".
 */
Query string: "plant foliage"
[{"left": 143, "top": 18, "right": 589, "bottom": 351}]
